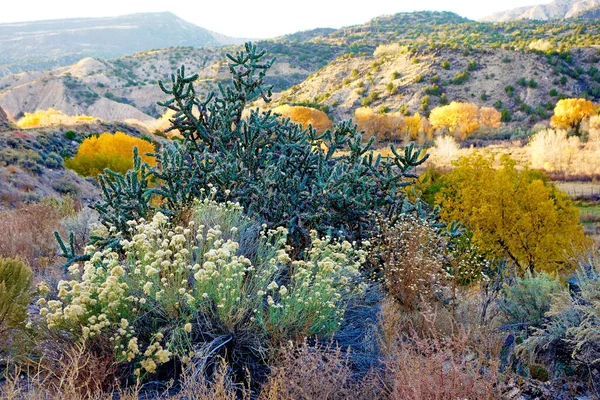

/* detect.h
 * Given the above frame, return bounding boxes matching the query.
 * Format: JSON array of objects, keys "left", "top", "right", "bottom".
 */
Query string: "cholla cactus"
[{"left": 82, "top": 42, "right": 429, "bottom": 262}]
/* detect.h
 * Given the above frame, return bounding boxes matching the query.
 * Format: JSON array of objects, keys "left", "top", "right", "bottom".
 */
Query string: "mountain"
[
  {"left": 0, "top": 12, "right": 246, "bottom": 75},
  {"left": 573, "top": 4, "right": 600, "bottom": 17},
  {"left": 481, "top": 0, "right": 600, "bottom": 22},
  {"left": 3, "top": 11, "right": 600, "bottom": 130}
]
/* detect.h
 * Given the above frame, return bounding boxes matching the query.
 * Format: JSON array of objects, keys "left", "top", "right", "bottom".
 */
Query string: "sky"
[{"left": 1, "top": 0, "right": 540, "bottom": 38}]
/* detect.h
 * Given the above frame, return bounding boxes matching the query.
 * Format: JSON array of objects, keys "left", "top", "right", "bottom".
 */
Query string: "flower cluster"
[
  {"left": 40, "top": 198, "right": 366, "bottom": 377},
  {"left": 259, "top": 230, "right": 367, "bottom": 339}
]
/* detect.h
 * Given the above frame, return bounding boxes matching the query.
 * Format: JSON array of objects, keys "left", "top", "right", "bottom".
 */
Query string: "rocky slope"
[
  {"left": 268, "top": 46, "right": 600, "bottom": 127},
  {"left": 482, "top": 0, "right": 600, "bottom": 21},
  {"left": 0, "top": 12, "right": 245, "bottom": 75},
  {"left": 0, "top": 41, "right": 346, "bottom": 124}
]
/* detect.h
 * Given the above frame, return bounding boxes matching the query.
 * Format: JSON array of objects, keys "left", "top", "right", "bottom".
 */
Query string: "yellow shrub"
[
  {"left": 65, "top": 132, "right": 156, "bottom": 177},
  {"left": 17, "top": 108, "right": 96, "bottom": 129}
]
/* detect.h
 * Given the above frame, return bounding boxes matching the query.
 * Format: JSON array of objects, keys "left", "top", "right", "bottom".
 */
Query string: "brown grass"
[
  {"left": 0, "top": 203, "right": 63, "bottom": 272},
  {"left": 378, "top": 297, "right": 503, "bottom": 400},
  {"left": 260, "top": 340, "right": 383, "bottom": 400},
  {"left": 2, "top": 340, "right": 119, "bottom": 400}
]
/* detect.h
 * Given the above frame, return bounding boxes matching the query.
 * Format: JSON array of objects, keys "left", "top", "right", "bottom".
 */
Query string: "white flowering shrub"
[{"left": 38, "top": 199, "right": 366, "bottom": 378}]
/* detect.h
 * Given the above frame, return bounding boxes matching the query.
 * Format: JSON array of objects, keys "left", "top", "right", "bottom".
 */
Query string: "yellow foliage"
[
  {"left": 65, "top": 132, "right": 156, "bottom": 177},
  {"left": 429, "top": 102, "right": 480, "bottom": 140},
  {"left": 435, "top": 153, "right": 589, "bottom": 274},
  {"left": 17, "top": 108, "right": 96, "bottom": 129},
  {"left": 479, "top": 107, "right": 502, "bottom": 129},
  {"left": 354, "top": 107, "right": 404, "bottom": 141},
  {"left": 354, "top": 108, "right": 431, "bottom": 143},
  {"left": 273, "top": 105, "right": 333, "bottom": 133},
  {"left": 551, "top": 98, "right": 596, "bottom": 135}
]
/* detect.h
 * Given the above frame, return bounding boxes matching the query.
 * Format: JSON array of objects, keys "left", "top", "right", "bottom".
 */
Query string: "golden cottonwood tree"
[
  {"left": 429, "top": 103, "right": 503, "bottom": 140},
  {"left": 479, "top": 107, "right": 502, "bottom": 129},
  {"left": 272, "top": 105, "right": 332, "bottom": 133},
  {"left": 354, "top": 107, "right": 404, "bottom": 141},
  {"left": 65, "top": 132, "right": 156, "bottom": 177},
  {"left": 435, "top": 153, "right": 588, "bottom": 274},
  {"left": 551, "top": 98, "right": 596, "bottom": 136},
  {"left": 429, "top": 102, "right": 480, "bottom": 140}
]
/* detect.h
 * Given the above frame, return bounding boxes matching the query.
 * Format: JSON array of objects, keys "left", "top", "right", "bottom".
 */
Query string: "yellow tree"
[
  {"left": 273, "top": 105, "right": 333, "bottom": 133},
  {"left": 354, "top": 107, "right": 404, "bottom": 142},
  {"left": 435, "top": 153, "right": 589, "bottom": 274},
  {"left": 65, "top": 132, "right": 156, "bottom": 177},
  {"left": 551, "top": 98, "right": 596, "bottom": 136},
  {"left": 429, "top": 102, "right": 480, "bottom": 140},
  {"left": 479, "top": 107, "right": 502, "bottom": 129},
  {"left": 402, "top": 113, "right": 423, "bottom": 141}
]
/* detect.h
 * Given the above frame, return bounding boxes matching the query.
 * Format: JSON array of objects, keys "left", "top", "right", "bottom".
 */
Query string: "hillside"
[
  {"left": 265, "top": 45, "right": 600, "bottom": 127},
  {"left": 0, "top": 12, "right": 245, "bottom": 75},
  {"left": 482, "top": 0, "right": 600, "bottom": 21},
  {"left": 0, "top": 41, "right": 347, "bottom": 123}
]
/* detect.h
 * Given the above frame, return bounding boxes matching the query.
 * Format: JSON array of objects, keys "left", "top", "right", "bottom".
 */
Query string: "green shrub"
[
  {"left": 65, "top": 130, "right": 77, "bottom": 141},
  {"left": 0, "top": 257, "right": 32, "bottom": 336},
  {"left": 453, "top": 71, "right": 469, "bottom": 85},
  {"left": 467, "top": 61, "right": 477, "bottom": 71},
  {"left": 439, "top": 93, "right": 449, "bottom": 105},
  {"left": 528, "top": 364, "right": 550, "bottom": 381},
  {"left": 441, "top": 60, "right": 450, "bottom": 70},
  {"left": 386, "top": 82, "right": 396, "bottom": 94},
  {"left": 501, "top": 109, "right": 512, "bottom": 122},
  {"left": 424, "top": 85, "right": 441, "bottom": 96},
  {"left": 505, "top": 85, "right": 515, "bottom": 97},
  {"left": 499, "top": 271, "right": 564, "bottom": 330},
  {"left": 521, "top": 256, "right": 600, "bottom": 372},
  {"left": 43, "top": 199, "right": 366, "bottom": 378},
  {"left": 420, "top": 95, "right": 431, "bottom": 111}
]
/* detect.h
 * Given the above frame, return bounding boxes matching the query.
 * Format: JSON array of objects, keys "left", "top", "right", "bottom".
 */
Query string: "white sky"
[{"left": 1, "top": 0, "right": 540, "bottom": 38}]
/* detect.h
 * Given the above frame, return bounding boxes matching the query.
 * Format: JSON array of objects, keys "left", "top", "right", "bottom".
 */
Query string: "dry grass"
[
  {"left": 373, "top": 214, "right": 449, "bottom": 311},
  {"left": 1, "top": 340, "right": 119, "bottom": 400},
  {"left": 259, "top": 340, "right": 383, "bottom": 400},
  {"left": 0, "top": 203, "right": 64, "bottom": 272},
  {"left": 378, "top": 298, "right": 503, "bottom": 400}
]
